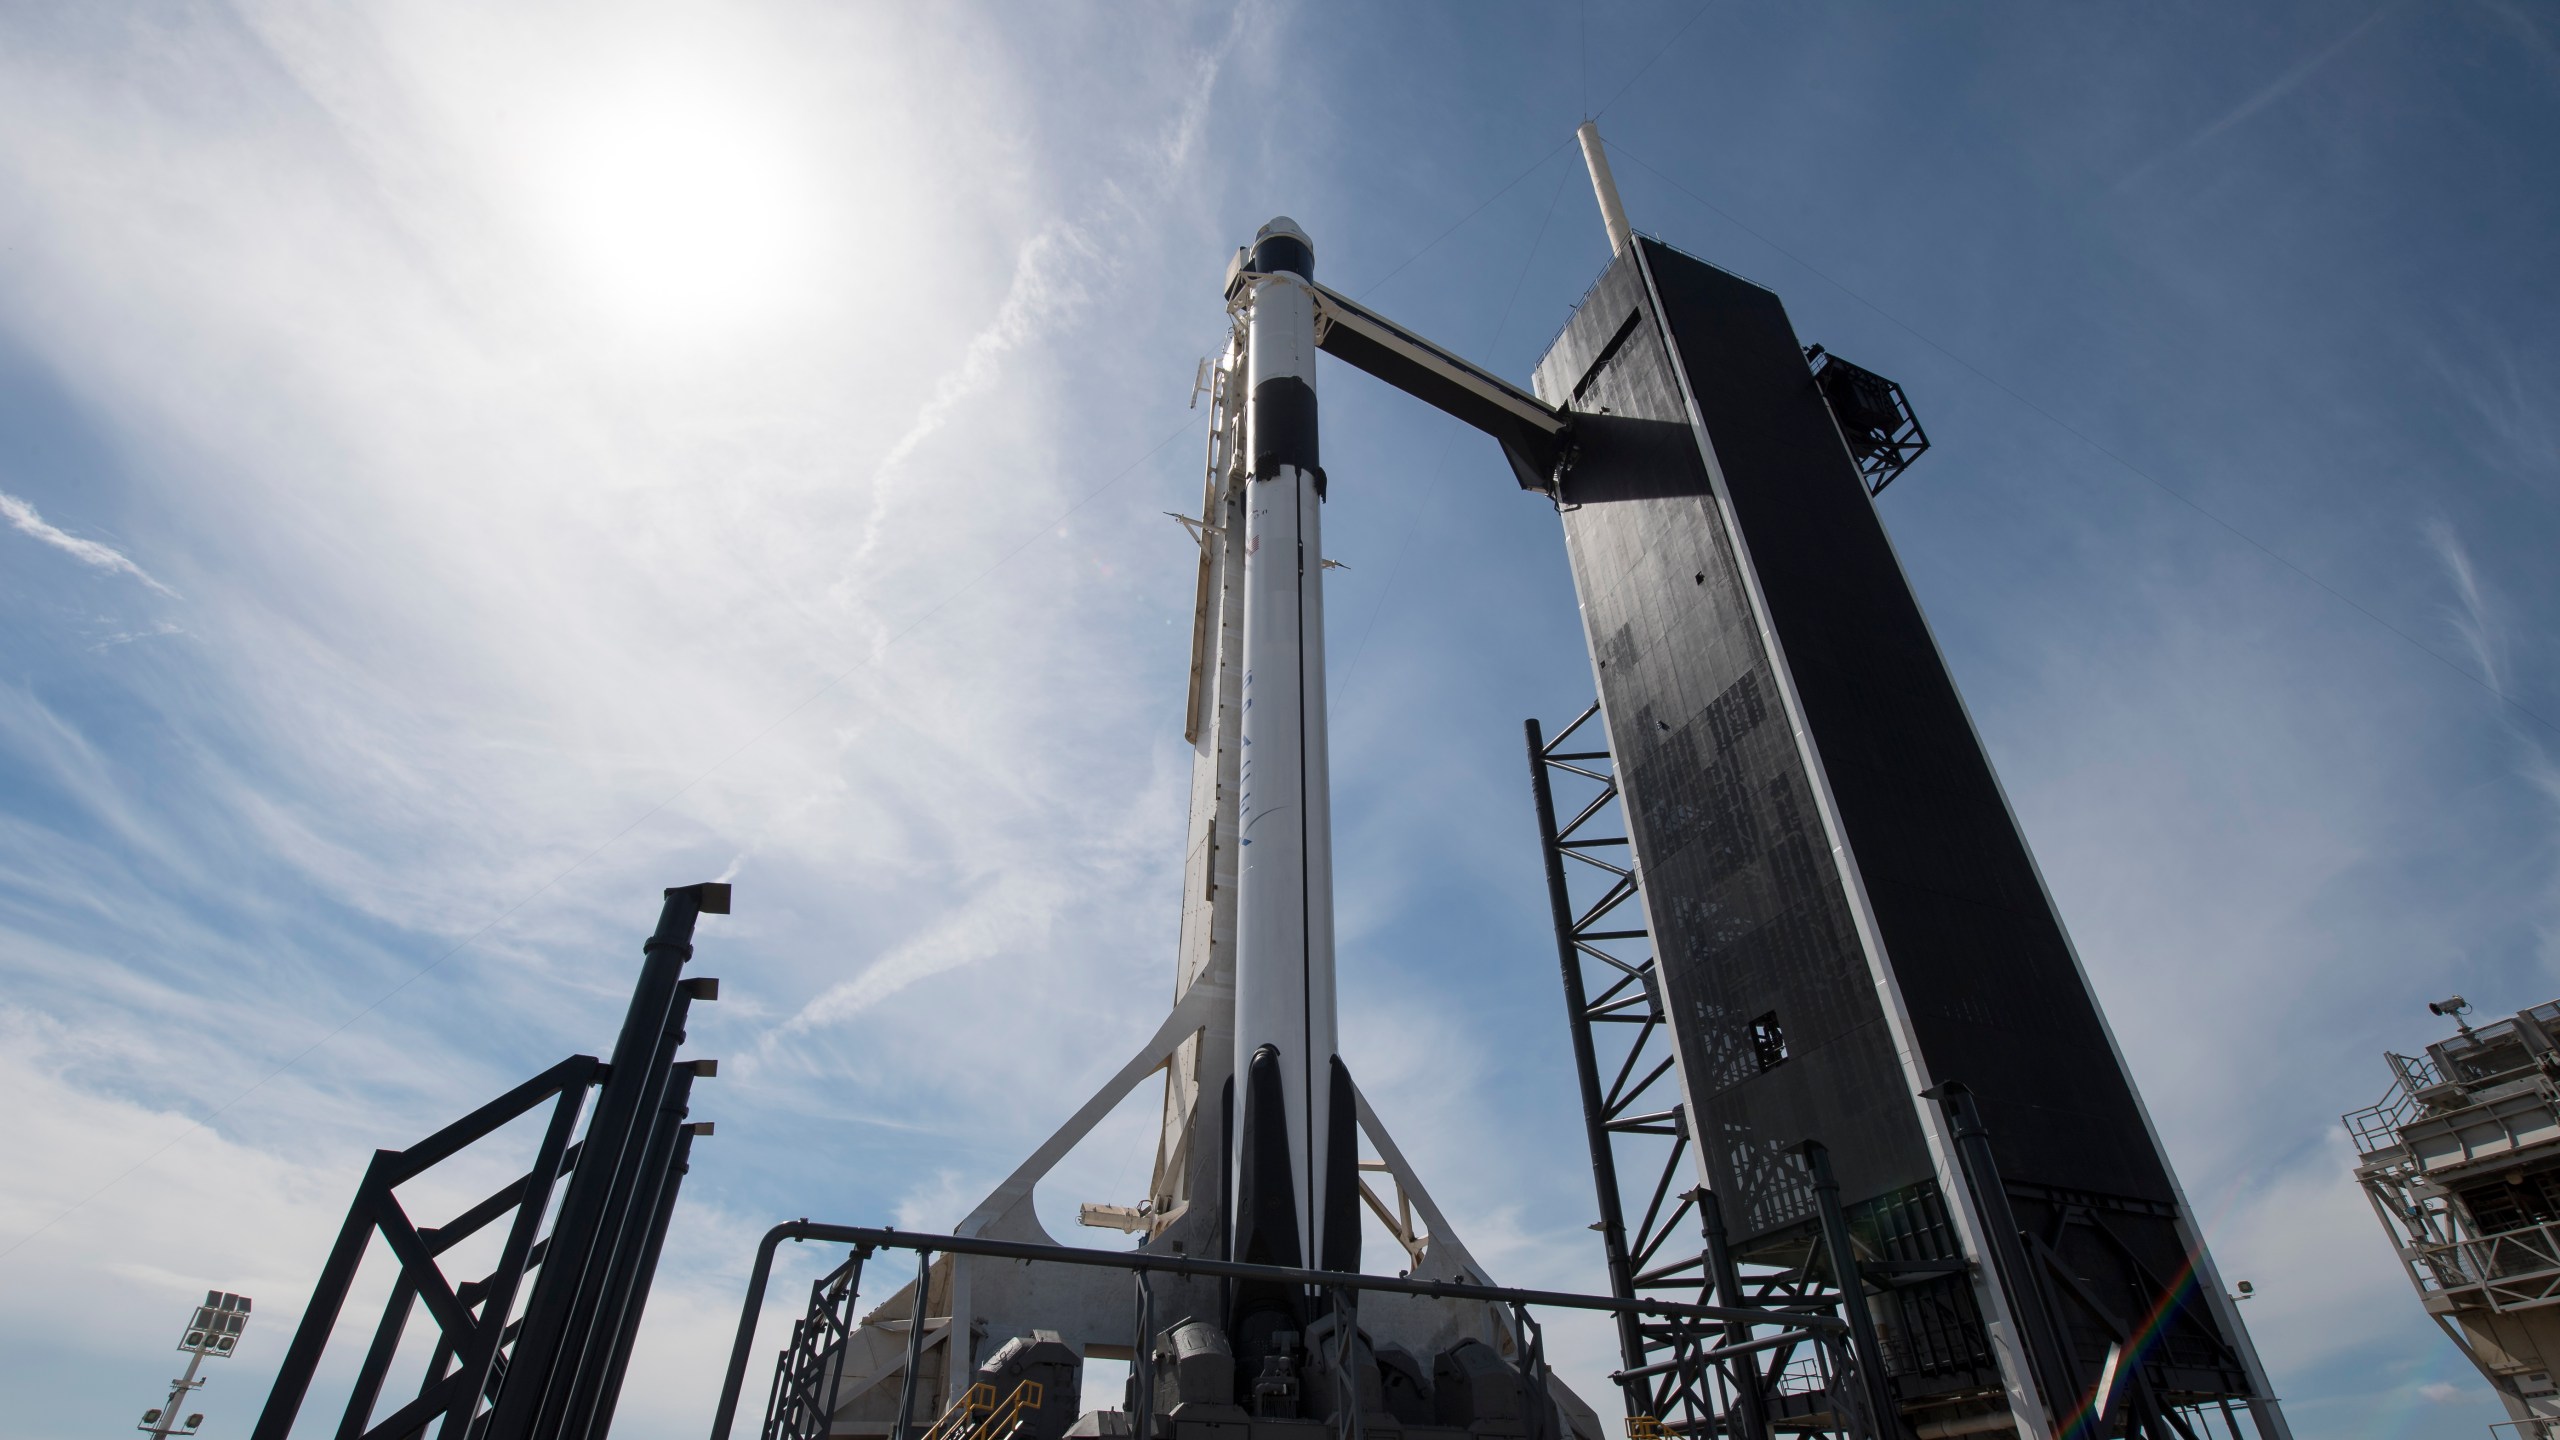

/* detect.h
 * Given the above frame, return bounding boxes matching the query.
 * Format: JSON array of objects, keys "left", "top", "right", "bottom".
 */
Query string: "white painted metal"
[
  {"left": 1234, "top": 238, "right": 1341, "bottom": 1270},
  {"left": 1576, "top": 121, "right": 1633, "bottom": 257}
]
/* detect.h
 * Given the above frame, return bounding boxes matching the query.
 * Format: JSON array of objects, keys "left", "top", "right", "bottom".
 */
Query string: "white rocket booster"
[
  {"left": 1229, "top": 217, "right": 1359, "bottom": 1312},
  {"left": 869, "top": 206, "right": 1598, "bottom": 1436}
]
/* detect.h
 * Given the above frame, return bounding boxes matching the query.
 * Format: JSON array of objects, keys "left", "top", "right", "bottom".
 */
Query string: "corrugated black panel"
[
  {"left": 1631, "top": 239, "right": 2174, "bottom": 1208},
  {"left": 1532, "top": 241, "right": 2254, "bottom": 1395},
  {"left": 1536, "top": 255, "right": 1935, "bottom": 1238}
]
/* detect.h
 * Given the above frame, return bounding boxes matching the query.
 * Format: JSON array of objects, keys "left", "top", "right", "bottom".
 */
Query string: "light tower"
[{"left": 137, "top": 1290, "right": 252, "bottom": 1439}]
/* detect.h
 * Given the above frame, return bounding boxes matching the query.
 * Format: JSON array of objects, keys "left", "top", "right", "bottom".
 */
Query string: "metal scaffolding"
[
  {"left": 249, "top": 882, "right": 727, "bottom": 1440},
  {"left": 1525, "top": 706, "right": 1886, "bottom": 1439}
]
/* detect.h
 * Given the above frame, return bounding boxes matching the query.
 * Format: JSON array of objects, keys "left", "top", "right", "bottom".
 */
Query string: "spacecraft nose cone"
[{"left": 1250, "top": 218, "right": 1315, "bottom": 280}]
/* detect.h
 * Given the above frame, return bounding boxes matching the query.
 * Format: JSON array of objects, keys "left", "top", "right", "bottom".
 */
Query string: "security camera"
[{"left": 2430, "top": 996, "right": 2471, "bottom": 1019}]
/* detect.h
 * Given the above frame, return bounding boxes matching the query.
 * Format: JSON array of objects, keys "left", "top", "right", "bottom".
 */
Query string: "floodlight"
[
  {"left": 142, "top": 1292, "right": 250, "bottom": 1439},
  {"left": 179, "top": 1290, "right": 253, "bottom": 1356}
]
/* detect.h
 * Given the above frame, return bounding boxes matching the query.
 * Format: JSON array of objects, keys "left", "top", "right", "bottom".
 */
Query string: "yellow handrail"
[
  {"left": 915, "top": 1377, "right": 1045, "bottom": 1440},
  {"left": 917, "top": 1382, "right": 997, "bottom": 1440},
  {"left": 979, "top": 1379, "right": 1046, "bottom": 1440}
]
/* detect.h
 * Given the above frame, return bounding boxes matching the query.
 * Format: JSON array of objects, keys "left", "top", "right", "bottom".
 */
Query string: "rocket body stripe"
[{"left": 1233, "top": 241, "right": 1340, "bottom": 1274}]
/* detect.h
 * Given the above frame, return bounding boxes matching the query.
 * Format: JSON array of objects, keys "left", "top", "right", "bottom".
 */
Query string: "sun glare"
[{"left": 528, "top": 70, "right": 824, "bottom": 337}]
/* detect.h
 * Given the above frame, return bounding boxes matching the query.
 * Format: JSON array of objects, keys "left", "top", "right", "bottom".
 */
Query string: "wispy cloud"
[
  {"left": 760, "top": 878, "right": 1066, "bottom": 1048},
  {"left": 0, "top": 3, "right": 1252, "bottom": 1432},
  {"left": 2429, "top": 518, "right": 2560, "bottom": 976},
  {"left": 842, "top": 4, "right": 1250, "bottom": 594},
  {"left": 2427, "top": 518, "right": 2507, "bottom": 695},
  {"left": 2111, "top": 2, "right": 2398, "bottom": 194},
  {"left": 0, "top": 489, "right": 177, "bottom": 598}
]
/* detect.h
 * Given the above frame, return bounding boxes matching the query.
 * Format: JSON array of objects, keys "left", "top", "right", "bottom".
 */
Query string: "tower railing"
[
  {"left": 2400, "top": 1220, "right": 2560, "bottom": 1311},
  {"left": 2343, "top": 1053, "right": 2446, "bottom": 1156},
  {"left": 713, "top": 1223, "right": 1865, "bottom": 1440}
]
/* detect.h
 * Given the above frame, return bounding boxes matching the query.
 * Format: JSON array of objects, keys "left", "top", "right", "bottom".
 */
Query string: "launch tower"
[
  {"left": 761, "top": 127, "right": 2286, "bottom": 1440},
  {"left": 1520, "top": 217, "right": 2282, "bottom": 1440},
  {"left": 2348, "top": 997, "right": 2560, "bottom": 1433}
]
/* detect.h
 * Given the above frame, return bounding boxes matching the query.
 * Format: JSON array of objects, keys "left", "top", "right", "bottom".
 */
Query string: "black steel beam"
[
  {"left": 253, "top": 884, "right": 723, "bottom": 1440},
  {"left": 565, "top": 1064, "right": 706, "bottom": 1440},
  {"left": 588, "top": 1119, "right": 711, "bottom": 1440},
  {"left": 1924, "top": 1082, "right": 2074, "bottom": 1433},
  {"left": 255, "top": 1161, "right": 393, "bottom": 1440},
  {"left": 493, "top": 881, "right": 726, "bottom": 1440},
  {"left": 1527, "top": 714, "right": 1651, "bottom": 1418},
  {"left": 1804, "top": 1142, "right": 1903, "bottom": 1439},
  {"left": 1700, "top": 1188, "right": 1774, "bottom": 1440}
]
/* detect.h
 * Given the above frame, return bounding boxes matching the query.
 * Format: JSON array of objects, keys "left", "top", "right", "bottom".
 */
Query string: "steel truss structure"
[
  {"left": 764, "top": 1250, "right": 868, "bottom": 1440},
  {"left": 1802, "top": 348, "right": 1929, "bottom": 498},
  {"left": 1528, "top": 709, "right": 2257, "bottom": 1440},
  {"left": 1526, "top": 707, "right": 1895, "bottom": 1440},
  {"left": 711, "top": 1223, "right": 1873, "bottom": 1440},
  {"left": 251, "top": 883, "right": 728, "bottom": 1440}
]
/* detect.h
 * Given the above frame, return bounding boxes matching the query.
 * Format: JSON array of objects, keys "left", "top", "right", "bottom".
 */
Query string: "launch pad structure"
[
  {"left": 240, "top": 127, "right": 2290, "bottom": 1440},
  {"left": 2348, "top": 997, "right": 2560, "bottom": 1434},
  {"left": 730, "top": 128, "right": 2287, "bottom": 1440}
]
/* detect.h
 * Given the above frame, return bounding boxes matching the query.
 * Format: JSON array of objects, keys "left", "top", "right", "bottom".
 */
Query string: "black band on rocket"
[
  {"left": 1252, "top": 377, "right": 1320, "bottom": 483},
  {"left": 1250, "top": 233, "right": 1314, "bottom": 281}
]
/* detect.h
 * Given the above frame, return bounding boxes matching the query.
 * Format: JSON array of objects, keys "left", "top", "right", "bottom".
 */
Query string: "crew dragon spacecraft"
[{"left": 804, "top": 128, "right": 2288, "bottom": 1440}]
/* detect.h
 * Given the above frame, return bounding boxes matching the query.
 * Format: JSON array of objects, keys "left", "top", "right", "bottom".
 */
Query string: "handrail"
[
  {"left": 2343, "top": 1064, "right": 2426, "bottom": 1156},
  {"left": 2406, "top": 1219, "right": 2560, "bottom": 1294},
  {"left": 916, "top": 1383, "right": 996, "bottom": 1440},
  {"left": 909, "top": 1376, "right": 1045, "bottom": 1440},
  {"left": 709, "top": 1220, "right": 1852, "bottom": 1440},
  {"left": 981, "top": 1379, "right": 1044, "bottom": 1440}
]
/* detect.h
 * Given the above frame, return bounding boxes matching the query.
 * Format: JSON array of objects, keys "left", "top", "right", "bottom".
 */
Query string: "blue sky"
[{"left": 1, "top": 4, "right": 2554, "bottom": 1438}]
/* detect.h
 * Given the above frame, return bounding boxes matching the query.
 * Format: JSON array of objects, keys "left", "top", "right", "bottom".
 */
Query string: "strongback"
[{"left": 1531, "top": 238, "right": 2261, "bottom": 1408}]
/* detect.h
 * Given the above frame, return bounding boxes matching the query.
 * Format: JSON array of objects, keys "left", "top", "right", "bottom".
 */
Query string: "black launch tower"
[{"left": 1525, "top": 238, "right": 2285, "bottom": 1438}]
